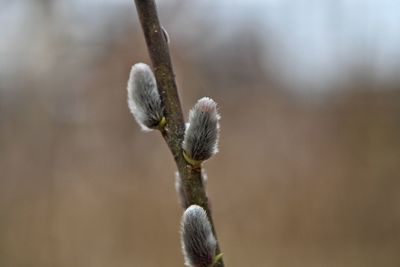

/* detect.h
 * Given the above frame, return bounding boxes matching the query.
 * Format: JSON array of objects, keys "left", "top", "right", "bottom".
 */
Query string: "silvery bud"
[
  {"left": 127, "top": 63, "right": 165, "bottom": 131},
  {"left": 181, "top": 205, "right": 217, "bottom": 267},
  {"left": 175, "top": 172, "right": 188, "bottom": 208},
  {"left": 175, "top": 171, "right": 208, "bottom": 208},
  {"left": 183, "top": 97, "right": 220, "bottom": 164}
]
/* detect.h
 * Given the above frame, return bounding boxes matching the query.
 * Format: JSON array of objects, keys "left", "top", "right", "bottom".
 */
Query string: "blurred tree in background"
[{"left": 0, "top": 0, "right": 399, "bottom": 266}]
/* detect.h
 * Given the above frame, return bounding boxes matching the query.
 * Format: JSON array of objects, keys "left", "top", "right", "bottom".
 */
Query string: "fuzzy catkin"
[
  {"left": 181, "top": 205, "right": 217, "bottom": 267},
  {"left": 175, "top": 171, "right": 208, "bottom": 208},
  {"left": 175, "top": 172, "right": 188, "bottom": 208},
  {"left": 183, "top": 97, "right": 220, "bottom": 162},
  {"left": 127, "top": 63, "right": 164, "bottom": 131}
]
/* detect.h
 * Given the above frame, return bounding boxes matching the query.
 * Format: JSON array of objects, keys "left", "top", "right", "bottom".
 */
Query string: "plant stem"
[{"left": 133, "top": 1, "right": 224, "bottom": 266}]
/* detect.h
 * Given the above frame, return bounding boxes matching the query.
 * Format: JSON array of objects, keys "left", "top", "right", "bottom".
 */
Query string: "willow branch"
[{"left": 133, "top": 1, "right": 224, "bottom": 266}]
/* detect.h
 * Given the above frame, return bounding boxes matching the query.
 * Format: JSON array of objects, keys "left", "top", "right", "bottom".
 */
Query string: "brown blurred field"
[{"left": 1, "top": 1, "right": 400, "bottom": 266}]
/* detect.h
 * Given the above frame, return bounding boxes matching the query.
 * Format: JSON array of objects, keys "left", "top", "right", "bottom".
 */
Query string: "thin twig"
[{"left": 133, "top": 1, "right": 225, "bottom": 266}]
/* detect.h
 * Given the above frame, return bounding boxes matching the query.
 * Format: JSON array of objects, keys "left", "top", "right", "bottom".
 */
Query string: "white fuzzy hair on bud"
[
  {"left": 201, "top": 169, "right": 208, "bottom": 188},
  {"left": 175, "top": 172, "right": 187, "bottom": 208},
  {"left": 175, "top": 171, "right": 208, "bottom": 208},
  {"left": 183, "top": 97, "right": 220, "bottom": 162},
  {"left": 181, "top": 205, "right": 217, "bottom": 267},
  {"left": 127, "top": 63, "right": 164, "bottom": 131},
  {"left": 161, "top": 26, "right": 170, "bottom": 44}
]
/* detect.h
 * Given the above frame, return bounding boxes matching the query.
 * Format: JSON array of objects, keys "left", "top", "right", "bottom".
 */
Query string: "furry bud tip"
[
  {"left": 175, "top": 171, "right": 208, "bottom": 209},
  {"left": 183, "top": 97, "right": 220, "bottom": 164},
  {"left": 127, "top": 63, "right": 165, "bottom": 131},
  {"left": 181, "top": 205, "right": 217, "bottom": 267},
  {"left": 175, "top": 172, "right": 188, "bottom": 208}
]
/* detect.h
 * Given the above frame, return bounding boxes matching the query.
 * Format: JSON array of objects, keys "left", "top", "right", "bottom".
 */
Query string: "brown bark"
[{"left": 133, "top": 1, "right": 224, "bottom": 266}]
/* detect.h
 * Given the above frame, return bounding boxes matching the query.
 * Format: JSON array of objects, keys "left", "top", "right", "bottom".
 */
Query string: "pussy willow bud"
[
  {"left": 201, "top": 169, "right": 208, "bottom": 188},
  {"left": 127, "top": 63, "right": 165, "bottom": 131},
  {"left": 161, "top": 26, "right": 170, "bottom": 44},
  {"left": 175, "top": 171, "right": 208, "bottom": 208},
  {"left": 175, "top": 172, "right": 187, "bottom": 208},
  {"left": 183, "top": 97, "right": 220, "bottom": 165},
  {"left": 181, "top": 205, "right": 217, "bottom": 267}
]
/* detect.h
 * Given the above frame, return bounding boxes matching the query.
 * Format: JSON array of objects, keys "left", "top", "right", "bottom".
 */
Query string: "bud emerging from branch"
[
  {"left": 181, "top": 205, "right": 217, "bottom": 267},
  {"left": 175, "top": 172, "right": 187, "bottom": 208},
  {"left": 127, "top": 63, "right": 165, "bottom": 131},
  {"left": 183, "top": 97, "right": 220, "bottom": 165},
  {"left": 175, "top": 171, "right": 208, "bottom": 209},
  {"left": 161, "top": 26, "right": 170, "bottom": 44}
]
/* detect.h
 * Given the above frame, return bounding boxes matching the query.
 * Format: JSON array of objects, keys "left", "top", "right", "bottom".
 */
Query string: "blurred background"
[{"left": 1, "top": 0, "right": 399, "bottom": 266}]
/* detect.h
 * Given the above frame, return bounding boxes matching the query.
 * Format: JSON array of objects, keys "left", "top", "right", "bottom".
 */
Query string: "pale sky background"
[{"left": 1, "top": 0, "right": 400, "bottom": 91}]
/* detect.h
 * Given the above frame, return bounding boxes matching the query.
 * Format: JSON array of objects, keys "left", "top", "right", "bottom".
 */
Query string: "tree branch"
[{"left": 133, "top": 1, "right": 225, "bottom": 266}]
